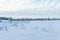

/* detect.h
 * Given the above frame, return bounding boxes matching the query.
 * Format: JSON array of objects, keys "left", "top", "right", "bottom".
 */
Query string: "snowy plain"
[
  {"left": 0, "top": 0, "right": 60, "bottom": 40},
  {"left": 0, "top": 20, "right": 60, "bottom": 40}
]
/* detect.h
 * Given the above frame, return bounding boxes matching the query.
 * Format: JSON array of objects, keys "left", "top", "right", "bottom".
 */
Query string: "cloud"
[
  {"left": 0, "top": 0, "right": 60, "bottom": 18},
  {"left": 0, "top": 0, "right": 60, "bottom": 12}
]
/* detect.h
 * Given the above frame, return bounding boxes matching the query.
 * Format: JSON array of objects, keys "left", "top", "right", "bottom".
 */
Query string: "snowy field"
[{"left": 0, "top": 20, "right": 60, "bottom": 40}]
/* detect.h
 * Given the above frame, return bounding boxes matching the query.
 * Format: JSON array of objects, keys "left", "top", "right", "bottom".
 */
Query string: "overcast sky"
[{"left": 0, "top": 0, "right": 60, "bottom": 18}]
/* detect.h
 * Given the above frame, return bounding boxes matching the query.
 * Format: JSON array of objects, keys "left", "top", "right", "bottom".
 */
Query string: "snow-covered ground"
[{"left": 0, "top": 20, "right": 60, "bottom": 40}]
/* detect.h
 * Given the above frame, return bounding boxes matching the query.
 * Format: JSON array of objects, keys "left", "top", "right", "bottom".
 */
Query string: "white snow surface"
[{"left": 0, "top": 20, "right": 60, "bottom": 40}]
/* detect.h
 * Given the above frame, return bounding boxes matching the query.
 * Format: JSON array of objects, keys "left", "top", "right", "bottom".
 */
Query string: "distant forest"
[{"left": 0, "top": 17, "right": 60, "bottom": 21}]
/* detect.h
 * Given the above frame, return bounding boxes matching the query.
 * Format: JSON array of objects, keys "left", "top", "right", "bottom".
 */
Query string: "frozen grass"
[{"left": 0, "top": 20, "right": 60, "bottom": 40}]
